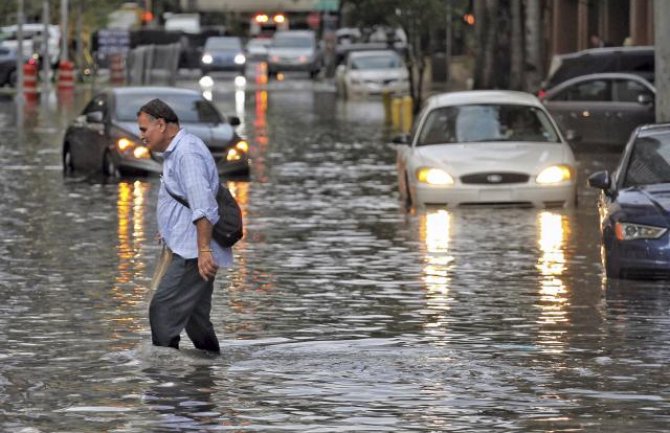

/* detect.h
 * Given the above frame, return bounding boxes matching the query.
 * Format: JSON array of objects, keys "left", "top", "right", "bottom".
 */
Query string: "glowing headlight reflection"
[
  {"left": 536, "top": 211, "right": 570, "bottom": 353},
  {"left": 199, "top": 75, "right": 214, "bottom": 88},
  {"left": 420, "top": 209, "right": 454, "bottom": 336}
]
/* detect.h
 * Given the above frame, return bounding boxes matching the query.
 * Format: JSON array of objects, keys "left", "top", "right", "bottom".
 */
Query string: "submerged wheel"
[
  {"left": 63, "top": 144, "right": 74, "bottom": 174},
  {"left": 103, "top": 151, "right": 120, "bottom": 178},
  {"left": 403, "top": 172, "right": 413, "bottom": 210}
]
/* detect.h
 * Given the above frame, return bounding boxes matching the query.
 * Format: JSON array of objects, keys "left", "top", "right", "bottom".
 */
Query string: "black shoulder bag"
[{"left": 164, "top": 183, "right": 243, "bottom": 248}]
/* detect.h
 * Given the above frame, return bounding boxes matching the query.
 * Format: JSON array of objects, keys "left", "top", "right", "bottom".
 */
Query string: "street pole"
[
  {"left": 16, "top": 0, "right": 25, "bottom": 105},
  {"left": 445, "top": 0, "right": 452, "bottom": 86},
  {"left": 61, "top": 0, "right": 69, "bottom": 62},
  {"left": 42, "top": 0, "right": 51, "bottom": 97}
]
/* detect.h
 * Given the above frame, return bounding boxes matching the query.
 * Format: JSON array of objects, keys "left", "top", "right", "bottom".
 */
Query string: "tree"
[{"left": 341, "top": 0, "right": 444, "bottom": 109}]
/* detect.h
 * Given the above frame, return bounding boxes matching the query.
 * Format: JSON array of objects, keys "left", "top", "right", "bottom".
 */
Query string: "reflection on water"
[
  {"left": 2, "top": 85, "right": 670, "bottom": 432},
  {"left": 536, "top": 211, "right": 570, "bottom": 352},
  {"left": 112, "top": 181, "right": 151, "bottom": 349},
  {"left": 420, "top": 209, "right": 453, "bottom": 336}
]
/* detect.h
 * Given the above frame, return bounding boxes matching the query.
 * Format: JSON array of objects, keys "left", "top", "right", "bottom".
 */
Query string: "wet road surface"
[{"left": 1, "top": 75, "right": 670, "bottom": 432}]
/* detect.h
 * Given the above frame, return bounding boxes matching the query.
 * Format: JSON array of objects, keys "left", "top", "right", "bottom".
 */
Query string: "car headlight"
[
  {"left": 416, "top": 167, "right": 454, "bottom": 185},
  {"left": 235, "top": 140, "right": 249, "bottom": 153},
  {"left": 202, "top": 53, "right": 213, "bottom": 64},
  {"left": 226, "top": 148, "right": 243, "bottom": 161},
  {"left": 536, "top": 165, "right": 572, "bottom": 184},
  {"left": 234, "top": 53, "right": 246, "bottom": 65},
  {"left": 116, "top": 137, "right": 150, "bottom": 160},
  {"left": 615, "top": 222, "right": 667, "bottom": 241}
]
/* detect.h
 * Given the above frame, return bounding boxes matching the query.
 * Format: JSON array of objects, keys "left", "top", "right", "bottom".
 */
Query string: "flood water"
[{"left": 1, "top": 76, "right": 669, "bottom": 432}]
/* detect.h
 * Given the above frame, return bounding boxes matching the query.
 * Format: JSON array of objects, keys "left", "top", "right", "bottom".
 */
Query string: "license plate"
[{"left": 479, "top": 189, "right": 511, "bottom": 201}]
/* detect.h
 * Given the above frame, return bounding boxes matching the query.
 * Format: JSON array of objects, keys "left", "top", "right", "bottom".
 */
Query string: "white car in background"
[
  {"left": 0, "top": 23, "right": 60, "bottom": 66},
  {"left": 336, "top": 49, "right": 409, "bottom": 98},
  {"left": 395, "top": 90, "right": 577, "bottom": 209}
]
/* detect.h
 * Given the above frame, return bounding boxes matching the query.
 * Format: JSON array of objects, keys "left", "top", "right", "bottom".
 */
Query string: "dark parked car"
[
  {"left": 588, "top": 123, "right": 670, "bottom": 279},
  {"left": 538, "top": 45, "right": 654, "bottom": 98},
  {"left": 543, "top": 72, "right": 655, "bottom": 147},
  {"left": 267, "top": 30, "right": 322, "bottom": 78},
  {"left": 0, "top": 46, "right": 17, "bottom": 87},
  {"left": 62, "top": 87, "right": 250, "bottom": 178},
  {"left": 200, "top": 36, "right": 246, "bottom": 75}
]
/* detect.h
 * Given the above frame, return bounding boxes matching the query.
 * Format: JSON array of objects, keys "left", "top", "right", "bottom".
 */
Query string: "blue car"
[
  {"left": 200, "top": 36, "right": 246, "bottom": 75},
  {"left": 588, "top": 123, "right": 670, "bottom": 279}
]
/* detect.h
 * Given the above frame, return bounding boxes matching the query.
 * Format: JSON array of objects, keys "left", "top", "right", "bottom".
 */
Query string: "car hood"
[
  {"left": 412, "top": 141, "right": 572, "bottom": 175},
  {"left": 349, "top": 69, "right": 407, "bottom": 80},
  {"left": 615, "top": 184, "right": 670, "bottom": 225},
  {"left": 116, "top": 121, "right": 233, "bottom": 150}
]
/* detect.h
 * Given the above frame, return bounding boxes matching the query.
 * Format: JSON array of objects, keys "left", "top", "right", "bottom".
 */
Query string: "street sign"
[{"left": 315, "top": 0, "right": 339, "bottom": 12}]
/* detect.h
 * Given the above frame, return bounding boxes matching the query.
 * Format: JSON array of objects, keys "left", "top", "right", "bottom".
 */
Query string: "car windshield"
[
  {"left": 351, "top": 53, "right": 402, "bottom": 70},
  {"left": 273, "top": 35, "right": 313, "bottom": 48},
  {"left": 206, "top": 38, "right": 241, "bottom": 50},
  {"left": 622, "top": 133, "right": 670, "bottom": 187},
  {"left": 116, "top": 93, "right": 222, "bottom": 124},
  {"left": 417, "top": 104, "right": 560, "bottom": 145}
]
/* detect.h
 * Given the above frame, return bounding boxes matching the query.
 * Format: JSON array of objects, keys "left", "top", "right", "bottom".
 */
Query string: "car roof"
[
  {"left": 274, "top": 30, "right": 314, "bottom": 38},
  {"left": 545, "top": 72, "right": 656, "bottom": 97},
  {"left": 349, "top": 49, "right": 398, "bottom": 58},
  {"left": 111, "top": 86, "right": 201, "bottom": 97},
  {"left": 637, "top": 123, "right": 670, "bottom": 138},
  {"left": 426, "top": 90, "right": 544, "bottom": 108}
]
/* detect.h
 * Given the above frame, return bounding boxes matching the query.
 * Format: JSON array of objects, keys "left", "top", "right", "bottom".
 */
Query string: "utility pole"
[
  {"left": 61, "top": 0, "right": 69, "bottom": 62},
  {"left": 655, "top": 0, "right": 670, "bottom": 122},
  {"left": 42, "top": 0, "right": 50, "bottom": 96},
  {"left": 16, "top": 0, "right": 25, "bottom": 105},
  {"left": 445, "top": 0, "right": 452, "bottom": 85}
]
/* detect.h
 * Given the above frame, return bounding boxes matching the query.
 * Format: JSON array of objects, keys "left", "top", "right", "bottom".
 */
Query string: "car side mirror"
[
  {"left": 588, "top": 170, "right": 611, "bottom": 190},
  {"left": 228, "top": 116, "right": 241, "bottom": 127},
  {"left": 85, "top": 111, "right": 103, "bottom": 123},
  {"left": 638, "top": 93, "right": 653, "bottom": 105},
  {"left": 392, "top": 134, "right": 410, "bottom": 145}
]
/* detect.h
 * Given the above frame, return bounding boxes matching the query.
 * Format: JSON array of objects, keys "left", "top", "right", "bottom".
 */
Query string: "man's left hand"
[{"left": 198, "top": 251, "right": 219, "bottom": 280}]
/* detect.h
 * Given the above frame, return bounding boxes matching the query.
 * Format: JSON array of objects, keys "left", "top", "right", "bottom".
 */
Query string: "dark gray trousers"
[{"left": 149, "top": 253, "right": 220, "bottom": 352}]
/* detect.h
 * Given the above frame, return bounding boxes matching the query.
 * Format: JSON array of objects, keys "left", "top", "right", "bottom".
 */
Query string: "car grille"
[{"left": 460, "top": 172, "right": 529, "bottom": 185}]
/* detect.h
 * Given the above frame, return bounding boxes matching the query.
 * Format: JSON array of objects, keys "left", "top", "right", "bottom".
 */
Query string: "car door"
[
  {"left": 608, "top": 78, "right": 655, "bottom": 145},
  {"left": 69, "top": 94, "right": 109, "bottom": 171},
  {"left": 544, "top": 78, "right": 611, "bottom": 145}
]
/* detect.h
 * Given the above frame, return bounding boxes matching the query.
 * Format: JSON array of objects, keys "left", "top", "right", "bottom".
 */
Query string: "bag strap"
[{"left": 163, "top": 183, "right": 190, "bottom": 209}]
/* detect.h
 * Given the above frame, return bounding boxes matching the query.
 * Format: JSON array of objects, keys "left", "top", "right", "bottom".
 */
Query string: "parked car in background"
[
  {"left": 538, "top": 45, "right": 654, "bottom": 98},
  {"left": 0, "top": 23, "right": 60, "bottom": 67},
  {"left": 200, "top": 36, "right": 246, "bottom": 75},
  {"left": 267, "top": 30, "right": 321, "bottom": 78},
  {"left": 0, "top": 46, "right": 17, "bottom": 87},
  {"left": 396, "top": 91, "right": 576, "bottom": 209},
  {"left": 335, "top": 49, "right": 409, "bottom": 98},
  {"left": 543, "top": 72, "right": 655, "bottom": 147},
  {"left": 62, "top": 87, "right": 250, "bottom": 178},
  {"left": 246, "top": 37, "right": 271, "bottom": 61},
  {"left": 588, "top": 123, "right": 670, "bottom": 279}
]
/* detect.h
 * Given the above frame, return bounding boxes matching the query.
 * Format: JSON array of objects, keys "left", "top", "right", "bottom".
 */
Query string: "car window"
[
  {"left": 417, "top": 104, "right": 560, "bottom": 145},
  {"left": 206, "top": 38, "right": 241, "bottom": 50},
  {"left": 351, "top": 53, "right": 402, "bottom": 70},
  {"left": 115, "top": 93, "right": 223, "bottom": 124},
  {"left": 623, "top": 134, "right": 670, "bottom": 187},
  {"left": 552, "top": 79, "right": 610, "bottom": 102},
  {"left": 273, "top": 35, "right": 313, "bottom": 48},
  {"left": 613, "top": 79, "right": 653, "bottom": 103}
]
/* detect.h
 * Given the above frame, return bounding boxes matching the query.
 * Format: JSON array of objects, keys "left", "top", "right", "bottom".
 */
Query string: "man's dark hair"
[{"left": 137, "top": 98, "right": 179, "bottom": 124}]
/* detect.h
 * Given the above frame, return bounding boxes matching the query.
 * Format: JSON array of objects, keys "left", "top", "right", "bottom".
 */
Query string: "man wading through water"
[{"left": 137, "top": 98, "right": 232, "bottom": 353}]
